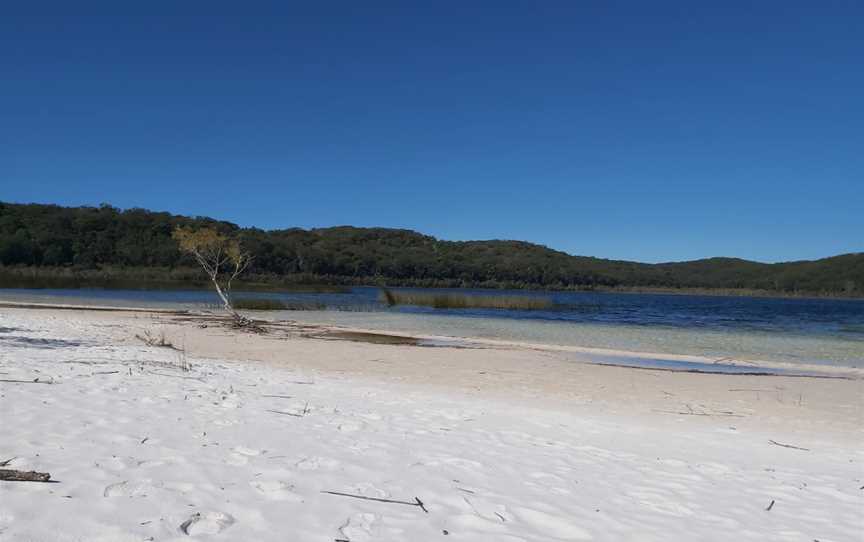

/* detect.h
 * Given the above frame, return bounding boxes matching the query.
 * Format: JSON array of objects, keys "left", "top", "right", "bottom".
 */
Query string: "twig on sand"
[
  {"left": 0, "top": 457, "right": 16, "bottom": 467},
  {"left": 729, "top": 389, "right": 772, "bottom": 392},
  {"left": 268, "top": 402, "right": 309, "bottom": 418},
  {"left": 0, "top": 469, "right": 53, "bottom": 482},
  {"left": 0, "top": 378, "right": 54, "bottom": 385},
  {"left": 93, "top": 370, "right": 120, "bottom": 375},
  {"left": 267, "top": 409, "right": 303, "bottom": 417},
  {"left": 262, "top": 394, "right": 293, "bottom": 399},
  {"left": 768, "top": 439, "right": 810, "bottom": 451},
  {"left": 321, "top": 491, "right": 429, "bottom": 513},
  {"left": 765, "top": 499, "right": 775, "bottom": 511},
  {"left": 652, "top": 409, "right": 745, "bottom": 418},
  {"left": 144, "top": 370, "right": 204, "bottom": 382}
]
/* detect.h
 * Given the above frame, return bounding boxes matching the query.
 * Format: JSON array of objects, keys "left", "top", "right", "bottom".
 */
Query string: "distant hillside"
[{"left": 0, "top": 201, "right": 861, "bottom": 296}]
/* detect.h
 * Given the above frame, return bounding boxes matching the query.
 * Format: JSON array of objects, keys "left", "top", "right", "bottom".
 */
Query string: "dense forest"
[{"left": 0, "top": 201, "right": 861, "bottom": 296}]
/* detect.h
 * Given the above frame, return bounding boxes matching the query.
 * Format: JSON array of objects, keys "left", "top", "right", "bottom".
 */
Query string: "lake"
[{"left": 1, "top": 286, "right": 862, "bottom": 369}]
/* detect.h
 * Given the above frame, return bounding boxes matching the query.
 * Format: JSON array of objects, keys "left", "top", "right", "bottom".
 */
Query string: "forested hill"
[{"left": 0, "top": 202, "right": 861, "bottom": 296}]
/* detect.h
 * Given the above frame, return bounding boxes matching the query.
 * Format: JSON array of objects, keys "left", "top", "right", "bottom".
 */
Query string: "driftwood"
[
  {"left": 765, "top": 499, "right": 775, "bottom": 511},
  {"left": 268, "top": 402, "right": 309, "bottom": 418},
  {"left": 321, "top": 490, "right": 429, "bottom": 513},
  {"left": 144, "top": 370, "right": 204, "bottom": 382},
  {"left": 267, "top": 409, "right": 302, "bottom": 417},
  {"left": 0, "top": 469, "right": 52, "bottom": 482},
  {"left": 768, "top": 439, "right": 810, "bottom": 451},
  {"left": 0, "top": 378, "right": 53, "bottom": 385},
  {"left": 652, "top": 409, "right": 745, "bottom": 418}
]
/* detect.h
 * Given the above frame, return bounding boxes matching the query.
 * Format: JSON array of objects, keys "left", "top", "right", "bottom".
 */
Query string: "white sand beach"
[{"left": 1, "top": 307, "right": 862, "bottom": 541}]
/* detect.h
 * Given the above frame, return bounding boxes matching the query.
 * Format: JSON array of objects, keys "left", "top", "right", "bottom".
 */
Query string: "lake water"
[{"left": 1, "top": 286, "right": 862, "bottom": 370}]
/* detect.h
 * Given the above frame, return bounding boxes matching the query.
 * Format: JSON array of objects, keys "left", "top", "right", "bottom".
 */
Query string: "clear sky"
[{"left": 2, "top": 3, "right": 861, "bottom": 263}]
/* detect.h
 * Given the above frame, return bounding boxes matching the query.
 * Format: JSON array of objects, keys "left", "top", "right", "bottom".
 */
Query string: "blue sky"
[{"left": 1, "top": 3, "right": 861, "bottom": 263}]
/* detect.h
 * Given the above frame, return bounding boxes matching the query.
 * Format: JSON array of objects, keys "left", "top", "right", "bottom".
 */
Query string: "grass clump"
[
  {"left": 379, "top": 288, "right": 553, "bottom": 310},
  {"left": 134, "top": 329, "right": 178, "bottom": 349},
  {"left": 234, "top": 298, "right": 327, "bottom": 311}
]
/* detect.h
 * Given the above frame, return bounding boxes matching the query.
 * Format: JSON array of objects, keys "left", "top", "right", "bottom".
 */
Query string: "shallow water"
[{"left": 1, "top": 286, "right": 861, "bottom": 368}]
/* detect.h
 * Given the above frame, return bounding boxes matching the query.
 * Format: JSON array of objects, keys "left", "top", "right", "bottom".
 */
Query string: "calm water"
[{"left": 1, "top": 286, "right": 862, "bottom": 368}]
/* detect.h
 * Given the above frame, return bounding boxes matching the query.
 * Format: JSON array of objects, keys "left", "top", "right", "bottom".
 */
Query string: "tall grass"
[
  {"left": 379, "top": 288, "right": 553, "bottom": 310},
  {"left": 233, "top": 298, "right": 327, "bottom": 311},
  {"left": 233, "top": 298, "right": 288, "bottom": 310}
]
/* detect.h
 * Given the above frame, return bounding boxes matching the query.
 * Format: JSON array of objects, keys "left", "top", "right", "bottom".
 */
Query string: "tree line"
[{"left": 0, "top": 201, "right": 861, "bottom": 296}]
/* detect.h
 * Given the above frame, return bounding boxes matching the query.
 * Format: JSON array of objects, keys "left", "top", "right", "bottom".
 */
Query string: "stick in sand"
[
  {"left": 768, "top": 439, "right": 810, "bottom": 451},
  {"left": 0, "top": 469, "right": 52, "bottom": 482},
  {"left": 267, "top": 409, "right": 303, "bottom": 417},
  {"left": 321, "top": 490, "right": 429, "bottom": 513}
]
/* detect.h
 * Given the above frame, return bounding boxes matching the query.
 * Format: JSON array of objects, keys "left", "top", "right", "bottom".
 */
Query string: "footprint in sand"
[
  {"left": 337, "top": 421, "right": 365, "bottom": 433},
  {"left": 250, "top": 480, "right": 302, "bottom": 502},
  {"left": 513, "top": 507, "right": 592, "bottom": 540},
  {"left": 338, "top": 512, "right": 377, "bottom": 542},
  {"left": 227, "top": 446, "right": 263, "bottom": 465},
  {"left": 462, "top": 496, "right": 511, "bottom": 524},
  {"left": 233, "top": 445, "right": 262, "bottom": 457},
  {"left": 103, "top": 480, "right": 151, "bottom": 497},
  {"left": 627, "top": 489, "right": 695, "bottom": 517},
  {"left": 179, "top": 511, "right": 235, "bottom": 536},
  {"left": 295, "top": 456, "right": 340, "bottom": 471},
  {"left": 212, "top": 418, "right": 240, "bottom": 427}
]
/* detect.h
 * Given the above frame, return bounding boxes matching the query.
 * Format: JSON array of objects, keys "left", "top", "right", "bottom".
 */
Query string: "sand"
[{"left": 1, "top": 306, "right": 862, "bottom": 541}]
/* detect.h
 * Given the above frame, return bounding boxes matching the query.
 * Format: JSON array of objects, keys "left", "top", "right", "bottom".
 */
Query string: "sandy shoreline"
[
  {"left": 41, "top": 306, "right": 863, "bottom": 438},
  {"left": 1, "top": 306, "right": 862, "bottom": 540}
]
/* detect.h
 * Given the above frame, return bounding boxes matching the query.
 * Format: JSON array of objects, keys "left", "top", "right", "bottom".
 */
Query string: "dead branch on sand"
[
  {"left": 0, "top": 378, "right": 54, "bottom": 385},
  {"left": 652, "top": 408, "right": 745, "bottom": 417},
  {"left": 267, "top": 409, "right": 303, "bottom": 417},
  {"left": 768, "top": 439, "right": 810, "bottom": 451},
  {"left": 0, "top": 469, "right": 53, "bottom": 482},
  {"left": 321, "top": 490, "right": 429, "bottom": 513}
]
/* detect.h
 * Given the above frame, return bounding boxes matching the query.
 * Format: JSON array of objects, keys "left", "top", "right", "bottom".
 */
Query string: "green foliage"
[
  {"left": 380, "top": 289, "right": 554, "bottom": 310},
  {"left": 0, "top": 201, "right": 861, "bottom": 296}
]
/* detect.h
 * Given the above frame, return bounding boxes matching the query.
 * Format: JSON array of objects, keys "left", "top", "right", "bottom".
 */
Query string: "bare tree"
[{"left": 173, "top": 226, "right": 252, "bottom": 324}]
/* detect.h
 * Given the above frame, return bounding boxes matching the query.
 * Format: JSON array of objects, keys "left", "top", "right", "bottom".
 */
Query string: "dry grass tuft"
[{"left": 135, "top": 329, "right": 178, "bottom": 349}]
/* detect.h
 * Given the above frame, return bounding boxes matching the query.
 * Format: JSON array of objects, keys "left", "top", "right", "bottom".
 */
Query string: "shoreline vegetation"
[
  {"left": 1, "top": 201, "right": 862, "bottom": 299},
  {"left": 1, "top": 266, "right": 861, "bottom": 301},
  {"left": 379, "top": 288, "right": 554, "bottom": 310}
]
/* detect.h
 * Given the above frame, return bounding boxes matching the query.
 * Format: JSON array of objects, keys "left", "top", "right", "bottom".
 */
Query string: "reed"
[
  {"left": 228, "top": 298, "right": 328, "bottom": 311},
  {"left": 379, "top": 288, "right": 553, "bottom": 310},
  {"left": 233, "top": 298, "right": 289, "bottom": 310}
]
